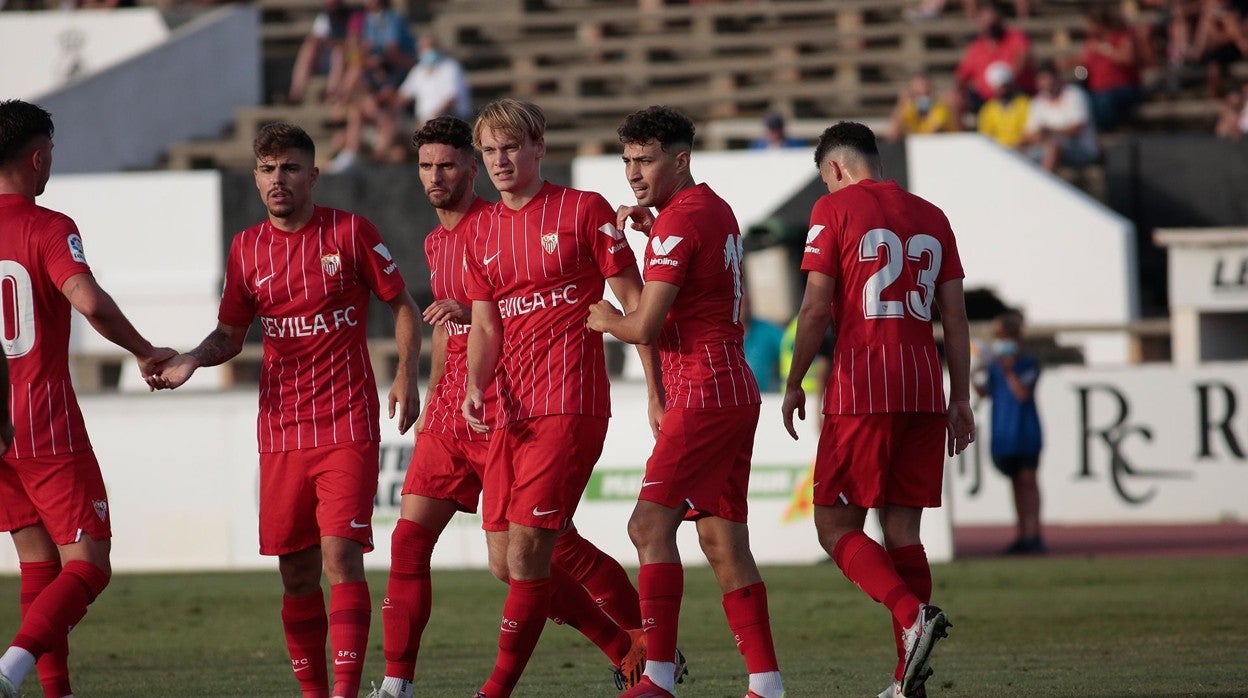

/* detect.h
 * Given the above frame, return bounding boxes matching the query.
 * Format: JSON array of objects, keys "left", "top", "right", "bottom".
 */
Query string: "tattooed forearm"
[{"left": 188, "top": 329, "right": 241, "bottom": 367}]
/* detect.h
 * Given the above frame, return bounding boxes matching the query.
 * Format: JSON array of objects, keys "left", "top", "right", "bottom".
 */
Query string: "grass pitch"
[{"left": 1, "top": 556, "right": 1245, "bottom": 697}]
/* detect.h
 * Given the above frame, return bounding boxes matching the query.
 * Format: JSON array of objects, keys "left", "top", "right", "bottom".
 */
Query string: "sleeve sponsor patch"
[{"left": 67, "top": 233, "right": 87, "bottom": 264}]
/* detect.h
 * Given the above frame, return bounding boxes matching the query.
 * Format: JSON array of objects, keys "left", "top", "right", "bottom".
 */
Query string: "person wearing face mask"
[
  {"left": 975, "top": 310, "right": 1045, "bottom": 555},
  {"left": 955, "top": 5, "right": 1035, "bottom": 113},
  {"left": 887, "top": 73, "right": 962, "bottom": 141},
  {"left": 397, "top": 35, "right": 473, "bottom": 134}
]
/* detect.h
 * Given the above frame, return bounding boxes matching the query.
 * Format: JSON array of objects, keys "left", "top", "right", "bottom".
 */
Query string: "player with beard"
[{"left": 149, "top": 122, "right": 422, "bottom": 698}]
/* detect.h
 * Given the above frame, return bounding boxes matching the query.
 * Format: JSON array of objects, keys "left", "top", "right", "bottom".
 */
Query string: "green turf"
[{"left": 1, "top": 556, "right": 1246, "bottom": 697}]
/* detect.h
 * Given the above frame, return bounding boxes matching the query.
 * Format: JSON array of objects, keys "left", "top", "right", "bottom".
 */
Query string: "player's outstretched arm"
[
  {"left": 463, "top": 300, "right": 501, "bottom": 434},
  {"left": 936, "top": 278, "right": 976, "bottom": 455},
  {"left": 387, "top": 291, "right": 423, "bottom": 435},
  {"left": 60, "top": 272, "right": 176, "bottom": 379},
  {"left": 148, "top": 322, "right": 248, "bottom": 391},
  {"left": 782, "top": 271, "right": 835, "bottom": 440}
]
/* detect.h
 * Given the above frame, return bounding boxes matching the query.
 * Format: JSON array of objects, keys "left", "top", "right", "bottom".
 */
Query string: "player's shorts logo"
[
  {"left": 92, "top": 499, "right": 108, "bottom": 522},
  {"left": 541, "top": 231, "right": 559, "bottom": 254},
  {"left": 321, "top": 253, "right": 341, "bottom": 276}
]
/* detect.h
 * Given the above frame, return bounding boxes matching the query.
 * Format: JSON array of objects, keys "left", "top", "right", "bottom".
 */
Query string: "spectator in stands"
[
  {"left": 1074, "top": 7, "right": 1145, "bottom": 131},
  {"left": 977, "top": 61, "right": 1031, "bottom": 148},
  {"left": 956, "top": 5, "right": 1035, "bottom": 112},
  {"left": 749, "top": 110, "right": 805, "bottom": 149},
  {"left": 1190, "top": 0, "right": 1248, "bottom": 97},
  {"left": 1022, "top": 61, "right": 1099, "bottom": 171},
  {"left": 975, "top": 309, "right": 1045, "bottom": 556},
  {"left": 1214, "top": 81, "right": 1248, "bottom": 137},
  {"left": 287, "top": 0, "right": 363, "bottom": 106},
  {"left": 907, "top": 0, "right": 1029, "bottom": 22},
  {"left": 887, "top": 73, "right": 962, "bottom": 140},
  {"left": 329, "top": 0, "right": 416, "bottom": 172},
  {"left": 397, "top": 35, "right": 472, "bottom": 134}
]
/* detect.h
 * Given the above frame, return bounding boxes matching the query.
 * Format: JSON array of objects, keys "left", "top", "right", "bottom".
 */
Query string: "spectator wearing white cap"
[{"left": 976, "top": 61, "right": 1030, "bottom": 148}]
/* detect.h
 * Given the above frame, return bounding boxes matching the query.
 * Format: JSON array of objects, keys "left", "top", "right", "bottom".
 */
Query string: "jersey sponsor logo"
[
  {"left": 321, "top": 253, "right": 341, "bottom": 277},
  {"left": 599, "top": 222, "right": 625, "bottom": 241},
  {"left": 541, "top": 231, "right": 559, "bottom": 254},
  {"left": 373, "top": 243, "right": 398, "bottom": 274},
  {"left": 256, "top": 271, "right": 277, "bottom": 288},
  {"left": 446, "top": 320, "right": 470, "bottom": 337},
  {"left": 67, "top": 233, "right": 87, "bottom": 264},
  {"left": 259, "top": 305, "right": 360, "bottom": 338},
  {"left": 496, "top": 283, "right": 579, "bottom": 319},
  {"left": 92, "top": 499, "right": 108, "bottom": 521},
  {"left": 805, "top": 224, "right": 826, "bottom": 254},
  {"left": 650, "top": 235, "right": 684, "bottom": 256},
  {"left": 649, "top": 257, "right": 680, "bottom": 267}
]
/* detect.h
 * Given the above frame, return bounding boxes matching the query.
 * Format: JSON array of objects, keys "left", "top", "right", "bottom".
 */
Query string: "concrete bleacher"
[{"left": 164, "top": 0, "right": 1114, "bottom": 168}]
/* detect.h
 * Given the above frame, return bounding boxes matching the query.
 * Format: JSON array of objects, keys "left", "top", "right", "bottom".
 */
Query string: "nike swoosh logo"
[
  {"left": 293, "top": 666, "right": 310, "bottom": 673},
  {"left": 531, "top": 507, "right": 558, "bottom": 517},
  {"left": 640, "top": 480, "right": 663, "bottom": 488},
  {"left": 484, "top": 251, "right": 501, "bottom": 265},
  {"left": 334, "top": 659, "right": 357, "bottom": 666},
  {"left": 256, "top": 271, "right": 277, "bottom": 288},
  {"left": 349, "top": 519, "right": 369, "bottom": 529}
]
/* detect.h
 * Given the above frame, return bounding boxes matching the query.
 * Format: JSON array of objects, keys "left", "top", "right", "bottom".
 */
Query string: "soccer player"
[
  {"left": 587, "top": 106, "right": 785, "bottom": 698},
  {"left": 148, "top": 122, "right": 422, "bottom": 698},
  {"left": 374, "top": 115, "right": 650, "bottom": 698},
  {"left": 0, "top": 99, "right": 177, "bottom": 698},
  {"left": 780, "top": 121, "right": 975, "bottom": 698},
  {"left": 459, "top": 99, "right": 662, "bottom": 698}
]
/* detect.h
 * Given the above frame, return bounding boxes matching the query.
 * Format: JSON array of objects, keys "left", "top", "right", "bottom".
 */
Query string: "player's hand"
[
  {"left": 781, "top": 384, "right": 806, "bottom": 440},
  {"left": 647, "top": 391, "right": 665, "bottom": 439},
  {"left": 146, "top": 353, "right": 200, "bottom": 391},
  {"left": 137, "top": 347, "right": 179, "bottom": 389},
  {"left": 422, "top": 299, "right": 470, "bottom": 327},
  {"left": 462, "top": 387, "right": 489, "bottom": 434},
  {"left": 946, "top": 399, "right": 976, "bottom": 456},
  {"left": 389, "top": 373, "right": 422, "bottom": 435},
  {"left": 616, "top": 205, "right": 655, "bottom": 236},
  {"left": 586, "top": 300, "right": 622, "bottom": 333}
]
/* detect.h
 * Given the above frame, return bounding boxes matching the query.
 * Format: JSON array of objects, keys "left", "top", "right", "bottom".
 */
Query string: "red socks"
[
  {"left": 548, "top": 566, "right": 631, "bottom": 663},
  {"left": 19, "top": 560, "right": 72, "bottom": 698},
  {"left": 329, "top": 581, "right": 371, "bottom": 698},
  {"left": 553, "top": 529, "right": 642, "bottom": 629},
  {"left": 282, "top": 589, "right": 329, "bottom": 698},
  {"left": 12, "top": 560, "right": 108, "bottom": 658},
  {"left": 383, "top": 519, "right": 439, "bottom": 679},
  {"left": 637, "top": 563, "right": 683, "bottom": 664},
  {"left": 831, "top": 531, "right": 921, "bottom": 629},
  {"left": 888, "top": 545, "right": 932, "bottom": 680},
  {"left": 722, "top": 582, "right": 780, "bottom": 674},
  {"left": 480, "top": 577, "right": 551, "bottom": 698}
]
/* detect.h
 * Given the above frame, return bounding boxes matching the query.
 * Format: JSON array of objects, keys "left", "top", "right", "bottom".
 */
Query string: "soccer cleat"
[
  {"left": 900, "top": 604, "right": 950, "bottom": 697},
  {"left": 366, "top": 682, "right": 398, "bottom": 698},
  {"left": 618, "top": 675, "right": 675, "bottom": 698},
  {"left": 0, "top": 673, "right": 17, "bottom": 698},
  {"left": 613, "top": 628, "right": 648, "bottom": 690},
  {"left": 674, "top": 646, "right": 689, "bottom": 684},
  {"left": 878, "top": 675, "right": 929, "bottom": 697}
]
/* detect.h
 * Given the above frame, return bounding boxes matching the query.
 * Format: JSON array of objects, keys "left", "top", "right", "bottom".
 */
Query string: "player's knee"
[{"left": 487, "top": 556, "right": 510, "bottom": 583}]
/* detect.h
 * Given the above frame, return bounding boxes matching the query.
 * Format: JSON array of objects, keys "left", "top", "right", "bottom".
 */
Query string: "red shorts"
[
  {"left": 0, "top": 451, "right": 111, "bottom": 545},
  {"left": 258, "top": 441, "right": 380, "bottom": 556},
  {"left": 482, "top": 415, "right": 608, "bottom": 532},
  {"left": 402, "top": 429, "right": 488, "bottom": 513},
  {"left": 814, "top": 412, "right": 946, "bottom": 509},
  {"left": 642, "top": 405, "right": 759, "bottom": 523}
]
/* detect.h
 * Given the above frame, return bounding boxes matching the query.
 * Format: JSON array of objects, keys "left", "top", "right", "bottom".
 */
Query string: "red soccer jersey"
[
  {"left": 462, "top": 182, "right": 636, "bottom": 422},
  {"left": 421, "top": 196, "right": 499, "bottom": 441},
  {"left": 801, "top": 180, "right": 965, "bottom": 416},
  {"left": 0, "top": 194, "right": 93, "bottom": 458},
  {"left": 643, "top": 184, "right": 760, "bottom": 409},
  {"left": 219, "top": 206, "right": 407, "bottom": 453}
]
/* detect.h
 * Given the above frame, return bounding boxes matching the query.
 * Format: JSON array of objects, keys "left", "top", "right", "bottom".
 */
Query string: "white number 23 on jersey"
[{"left": 858, "top": 228, "right": 942, "bottom": 321}]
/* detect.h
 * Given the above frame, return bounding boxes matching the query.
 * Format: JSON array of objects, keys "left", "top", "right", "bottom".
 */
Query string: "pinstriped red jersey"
[
  {"left": 801, "top": 180, "right": 964, "bottom": 415},
  {"left": 219, "top": 206, "right": 407, "bottom": 453},
  {"left": 643, "top": 184, "right": 760, "bottom": 409},
  {"left": 462, "top": 182, "right": 636, "bottom": 422},
  {"left": 0, "top": 194, "right": 93, "bottom": 458},
  {"left": 420, "top": 196, "right": 499, "bottom": 441}
]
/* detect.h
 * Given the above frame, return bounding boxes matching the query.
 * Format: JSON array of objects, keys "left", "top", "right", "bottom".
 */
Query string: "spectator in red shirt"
[
  {"left": 1076, "top": 7, "right": 1145, "bottom": 131},
  {"left": 956, "top": 6, "right": 1035, "bottom": 112}
]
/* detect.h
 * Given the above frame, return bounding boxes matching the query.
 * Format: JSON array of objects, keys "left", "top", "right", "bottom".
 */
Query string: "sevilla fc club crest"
[
  {"left": 92, "top": 499, "right": 108, "bottom": 522},
  {"left": 321, "top": 253, "right": 342, "bottom": 276},
  {"left": 541, "top": 231, "right": 558, "bottom": 254}
]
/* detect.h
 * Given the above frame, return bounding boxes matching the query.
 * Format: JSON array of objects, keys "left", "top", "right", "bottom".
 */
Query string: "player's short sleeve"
[
  {"left": 352, "top": 215, "right": 407, "bottom": 302},
  {"left": 642, "top": 210, "right": 695, "bottom": 286},
  {"left": 581, "top": 192, "right": 636, "bottom": 280},
  {"left": 218, "top": 234, "right": 257, "bottom": 327},
  {"left": 800, "top": 196, "right": 842, "bottom": 279},
  {"left": 931, "top": 208, "right": 965, "bottom": 285},
  {"left": 38, "top": 213, "right": 93, "bottom": 290}
]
